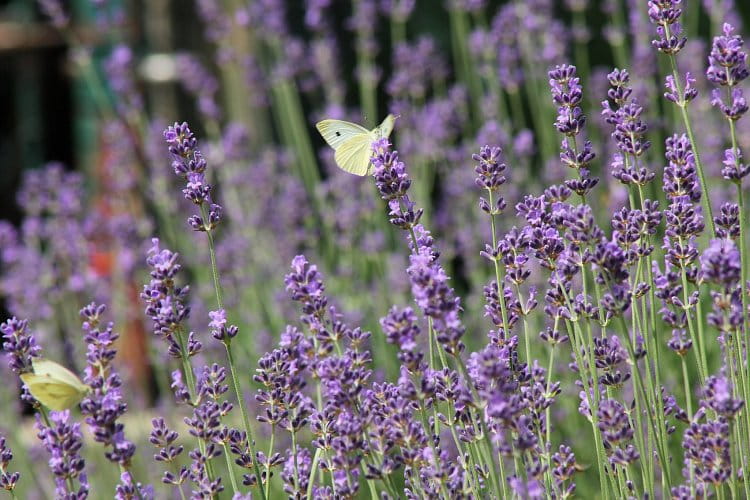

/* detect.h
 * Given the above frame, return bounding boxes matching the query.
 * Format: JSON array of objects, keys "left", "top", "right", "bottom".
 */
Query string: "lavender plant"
[{"left": 1, "top": 0, "right": 750, "bottom": 498}]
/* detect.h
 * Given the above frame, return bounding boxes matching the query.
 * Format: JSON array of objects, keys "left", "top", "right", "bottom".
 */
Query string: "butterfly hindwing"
[
  {"left": 32, "top": 358, "right": 88, "bottom": 391},
  {"left": 20, "top": 358, "right": 88, "bottom": 411},
  {"left": 20, "top": 373, "right": 85, "bottom": 411},
  {"left": 334, "top": 136, "right": 373, "bottom": 176},
  {"left": 315, "top": 119, "right": 370, "bottom": 150}
]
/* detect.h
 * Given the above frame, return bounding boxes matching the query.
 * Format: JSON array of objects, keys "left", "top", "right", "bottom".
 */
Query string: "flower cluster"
[
  {"left": 549, "top": 64, "right": 598, "bottom": 198},
  {"left": 163, "top": 122, "right": 222, "bottom": 231},
  {"left": 648, "top": 0, "right": 687, "bottom": 55},
  {"left": 78, "top": 304, "right": 135, "bottom": 467},
  {"left": 141, "top": 238, "right": 200, "bottom": 361},
  {"left": 371, "top": 138, "right": 423, "bottom": 233},
  {"left": 0, "top": 317, "right": 39, "bottom": 374},
  {"left": 0, "top": 434, "right": 19, "bottom": 492},
  {"left": 707, "top": 23, "right": 750, "bottom": 181},
  {"left": 35, "top": 411, "right": 89, "bottom": 498}
]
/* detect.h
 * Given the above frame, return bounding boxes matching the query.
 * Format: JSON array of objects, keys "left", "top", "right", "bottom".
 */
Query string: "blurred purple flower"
[{"left": 0, "top": 434, "right": 19, "bottom": 492}]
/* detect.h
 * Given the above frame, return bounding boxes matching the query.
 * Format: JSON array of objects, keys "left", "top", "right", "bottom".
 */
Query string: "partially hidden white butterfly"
[
  {"left": 315, "top": 114, "right": 397, "bottom": 176},
  {"left": 20, "top": 358, "right": 89, "bottom": 411}
]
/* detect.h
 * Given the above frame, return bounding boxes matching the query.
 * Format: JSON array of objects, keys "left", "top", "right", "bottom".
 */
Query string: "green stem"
[
  {"left": 453, "top": 357, "right": 504, "bottom": 498},
  {"left": 265, "top": 426, "right": 275, "bottom": 499},
  {"left": 199, "top": 203, "right": 267, "bottom": 500},
  {"left": 663, "top": 48, "right": 716, "bottom": 236},
  {"left": 225, "top": 344, "right": 266, "bottom": 500},
  {"left": 487, "top": 189, "right": 512, "bottom": 349},
  {"left": 681, "top": 356, "right": 693, "bottom": 417},
  {"left": 221, "top": 442, "right": 240, "bottom": 494},
  {"left": 306, "top": 448, "right": 322, "bottom": 500}
]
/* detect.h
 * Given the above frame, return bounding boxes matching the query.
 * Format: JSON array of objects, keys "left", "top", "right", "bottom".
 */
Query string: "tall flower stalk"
[
  {"left": 163, "top": 122, "right": 266, "bottom": 499},
  {"left": 649, "top": 0, "right": 716, "bottom": 234}
]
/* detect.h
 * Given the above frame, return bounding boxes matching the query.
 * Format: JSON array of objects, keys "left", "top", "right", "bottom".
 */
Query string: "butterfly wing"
[
  {"left": 373, "top": 114, "right": 397, "bottom": 139},
  {"left": 32, "top": 358, "right": 88, "bottom": 392},
  {"left": 334, "top": 135, "right": 373, "bottom": 176},
  {"left": 20, "top": 373, "right": 85, "bottom": 411},
  {"left": 316, "top": 119, "right": 370, "bottom": 150}
]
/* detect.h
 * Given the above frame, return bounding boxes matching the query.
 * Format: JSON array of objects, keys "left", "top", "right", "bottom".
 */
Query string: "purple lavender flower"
[
  {"left": 706, "top": 23, "right": 750, "bottom": 184},
  {"left": 187, "top": 441, "right": 224, "bottom": 497},
  {"left": 593, "top": 335, "right": 631, "bottom": 387},
  {"left": 38, "top": 0, "right": 69, "bottom": 28},
  {"left": 597, "top": 399, "right": 639, "bottom": 467},
  {"left": 208, "top": 309, "right": 238, "bottom": 342},
  {"left": 667, "top": 329, "right": 692, "bottom": 355},
  {"left": 473, "top": 145, "right": 508, "bottom": 215},
  {"left": 407, "top": 226, "right": 466, "bottom": 356},
  {"left": 104, "top": 44, "right": 143, "bottom": 114},
  {"left": 381, "top": 306, "right": 424, "bottom": 372},
  {"left": 281, "top": 448, "right": 312, "bottom": 498},
  {"left": 1, "top": 317, "right": 40, "bottom": 374},
  {"left": 664, "top": 72, "right": 698, "bottom": 104},
  {"left": 682, "top": 410, "right": 732, "bottom": 487},
  {"left": 714, "top": 202, "right": 740, "bottom": 239},
  {"left": 508, "top": 475, "right": 544, "bottom": 499},
  {"left": 549, "top": 64, "right": 586, "bottom": 137},
  {"left": 0, "top": 434, "right": 19, "bottom": 492},
  {"left": 114, "top": 472, "right": 154, "bottom": 500},
  {"left": 551, "top": 445, "right": 577, "bottom": 498},
  {"left": 36, "top": 410, "right": 89, "bottom": 498},
  {"left": 720, "top": 147, "right": 750, "bottom": 181},
  {"left": 702, "top": 375, "right": 744, "bottom": 418},
  {"left": 150, "top": 418, "right": 189, "bottom": 488},
  {"left": 602, "top": 68, "right": 653, "bottom": 169},
  {"left": 284, "top": 255, "right": 333, "bottom": 347},
  {"left": 648, "top": 0, "right": 687, "bottom": 55},
  {"left": 548, "top": 64, "right": 599, "bottom": 198},
  {"left": 141, "top": 238, "right": 197, "bottom": 361},
  {"left": 700, "top": 239, "right": 741, "bottom": 288},
  {"left": 254, "top": 346, "right": 311, "bottom": 433},
  {"left": 707, "top": 23, "right": 749, "bottom": 88},
  {"left": 175, "top": 54, "right": 221, "bottom": 122},
  {"left": 78, "top": 304, "right": 137, "bottom": 468},
  {"left": 371, "top": 139, "right": 423, "bottom": 233},
  {"left": 164, "top": 122, "right": 222, "bottom": 232}
]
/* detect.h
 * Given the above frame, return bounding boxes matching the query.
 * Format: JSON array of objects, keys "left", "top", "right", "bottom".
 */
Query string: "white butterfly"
[
  {"left": 20, "top": 358, "right": 89, "bottom": 411},
  {"left": 315, "top": 114, "right": 397, "bottom": 176}
]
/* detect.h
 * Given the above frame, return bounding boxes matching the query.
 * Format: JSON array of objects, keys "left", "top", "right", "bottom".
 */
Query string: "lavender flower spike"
[
  {"left": 0, "top": 434, "right": 19, "bottom": 492},
  {"left": 1, "top": 317, "right": 40, "bottom": 374},
  {"left": 36, "top": 410, "right": 89, "bottom": 498},
  {"left": 164, "top": 122, "right": 223, "bottom": 232}
]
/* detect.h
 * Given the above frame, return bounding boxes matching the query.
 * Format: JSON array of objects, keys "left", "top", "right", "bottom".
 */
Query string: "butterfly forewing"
[
  {"left": 374, "top": 114, "right": 397, "bottom": 139},
  {"left": 315, "top": 119, "right": 370, "bottom": 150},
  {"left": 32, "top": 358, "right": 88, "bottom": 391},
  {"left": 20, "top": 373, "right": 86, "bottom": 411}
]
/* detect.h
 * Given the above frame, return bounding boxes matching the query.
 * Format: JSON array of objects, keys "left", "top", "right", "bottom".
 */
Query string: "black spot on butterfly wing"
[{"left": 336, "top": 131, "right": 341, "bottom": 136}]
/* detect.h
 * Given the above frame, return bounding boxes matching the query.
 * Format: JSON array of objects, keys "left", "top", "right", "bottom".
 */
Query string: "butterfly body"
[
  {"left": 20, "top": 358, "right": 89, "bottom": 411},
  {"left": 316, "top": 114, "right": 397, "bottom": 176}
]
